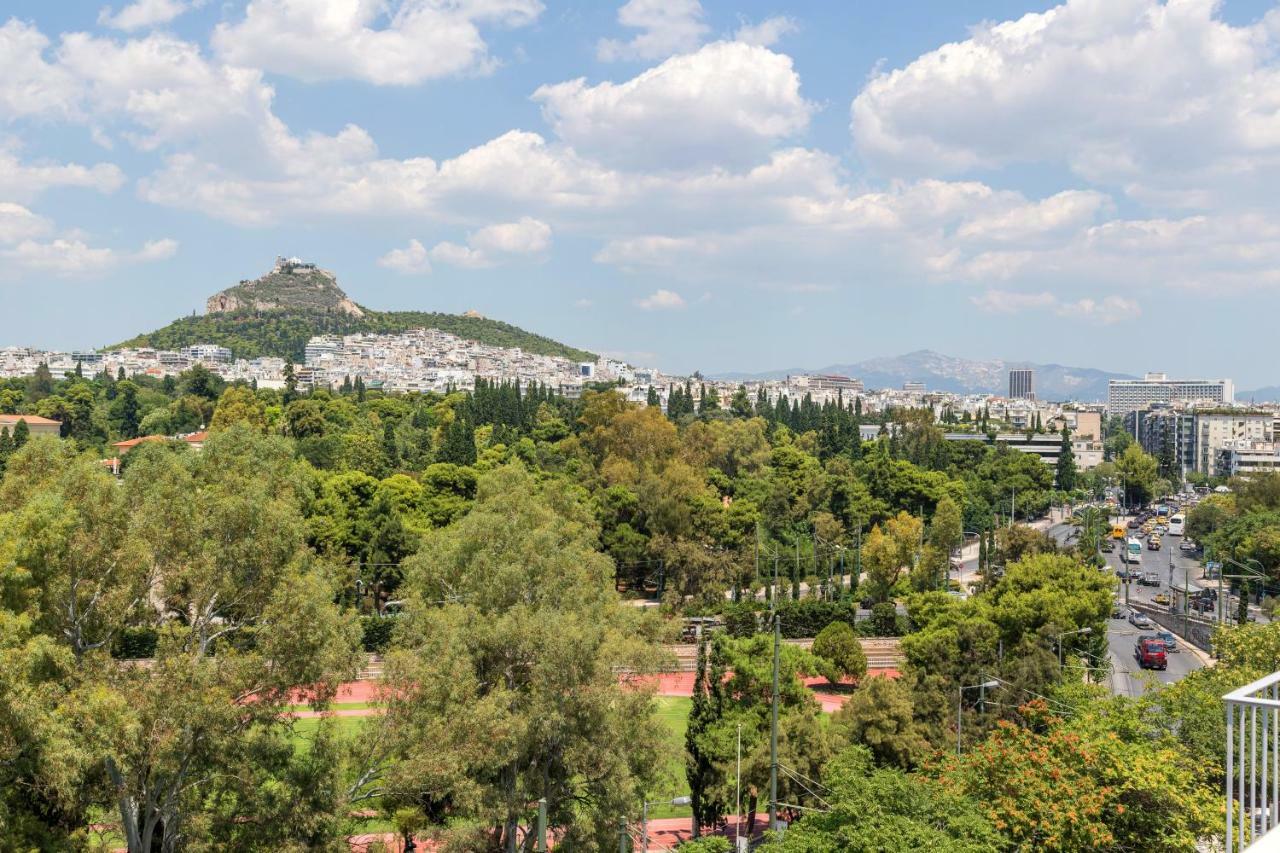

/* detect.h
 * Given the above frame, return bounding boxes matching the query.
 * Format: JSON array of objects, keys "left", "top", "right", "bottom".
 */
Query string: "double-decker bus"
[{"left": 1125, "top": 537, "right": 1143, "bottom": 564}]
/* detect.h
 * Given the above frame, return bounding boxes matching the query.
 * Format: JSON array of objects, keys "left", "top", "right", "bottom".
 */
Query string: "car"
[
  {"left": 1101, "top": 541, "right": 1115, "bottom": 553},
  {"left": 1190, "top": 597, "right": 1216, "bottom": 614},
  {"left": 1112, "top": 603, "right": 1127, "bottom": 619},
  {"left": 1147, "top": 537, "right": 1162, "bottom": 551},
  {"left": 1153, "top": 592, "right": 1171, "bottom": 606},
  {"left": 1127, "top": 520, "right": 1140, "bottom": 529},
  {"left": 1179, "top": 540, "right": 1198, "bottom": 552},
  {"left": 1155, "top": 630, "right": 1179, "bottom": 652},
  {"left": 1116, "top": 567, "right": 1131, "bottom": 580},
  {"left": 1135, "top": 637, "right": 1168, "bottom": 670},
  {"left": 1129, "top": 611, "right": 1154, "bottom": 628}
]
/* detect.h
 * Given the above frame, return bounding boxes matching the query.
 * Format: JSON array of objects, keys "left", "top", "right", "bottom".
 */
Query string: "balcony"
[{"left": 1225, "top": 672, "right": 1280, "bottom": 850}]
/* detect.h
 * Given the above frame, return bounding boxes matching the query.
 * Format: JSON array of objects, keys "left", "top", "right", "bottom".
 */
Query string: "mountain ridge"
[{"left": 714, "top": 349, "right": 1136, "bottom": 401}]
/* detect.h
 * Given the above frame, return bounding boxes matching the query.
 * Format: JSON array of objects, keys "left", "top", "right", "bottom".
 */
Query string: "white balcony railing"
[{"left": 1225, "top": 672, "right": 1280, "bottom": 851}]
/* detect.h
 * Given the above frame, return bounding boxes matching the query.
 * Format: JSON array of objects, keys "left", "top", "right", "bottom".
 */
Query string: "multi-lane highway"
[{"left": 1045, "top": 510, "right": 1210, "bottom": 696}]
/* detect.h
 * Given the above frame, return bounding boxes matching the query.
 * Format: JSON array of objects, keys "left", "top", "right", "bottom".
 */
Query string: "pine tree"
[
  {"left": 438, "top": 418, "right": 477, "bottom": 466},
  {"left": 1056, "top": 426, "right": 1077, "bottom": 491},
  {"left": 11, "top": 418, "right": 29, "bottom": 449},
  {"left": 283, "top": 361, "right": 298, "bottom": 405},
  {"left": 382, "top": 421, "right": 400, "bottom": 469},
  {"left": 646, "top": 386, "right": 660, "bottom": 407}
]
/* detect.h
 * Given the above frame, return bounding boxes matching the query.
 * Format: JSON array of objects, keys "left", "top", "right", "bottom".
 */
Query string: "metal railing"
[{"left": 1225, "top": 672, "right": 1280, "bottom": 851}]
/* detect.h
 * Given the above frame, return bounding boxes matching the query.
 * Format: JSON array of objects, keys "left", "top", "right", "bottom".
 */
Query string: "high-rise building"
[
  {"left": 1009, "top": 368, "right": 1034, "bottom": 400},
  {"left": 1106, "top": 373, "right": 1234, "bottom": 415}
]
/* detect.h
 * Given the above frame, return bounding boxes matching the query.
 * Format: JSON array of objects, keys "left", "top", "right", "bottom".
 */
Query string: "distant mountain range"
[
  {"left": 716, "top": 349, "right": 1138, "bottom": 402},
  {"left": 110, "top": 258, "right": 596, "bottom": 364}
]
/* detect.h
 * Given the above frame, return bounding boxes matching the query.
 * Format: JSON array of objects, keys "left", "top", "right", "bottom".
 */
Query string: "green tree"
[
  {"left": 111, "top": 379, "right": 142, "bottom": 438},
  {"left": 1055, "top": 426, "right": 1076, "bottom": 491},
  {"left": 1115, "top": 444, "right": 1158, "bottom": 506},
  {"left": 831, "top": 676, "right": 930, "bottom": 770},
  {"left": 209, "top": 385, "right": 267, "bottom": 433},
  {"left": 437, "top": 416, "right": 477, "bottom": 466},
  {"left": 367, "top": 465, "right": 668, "bottom": 850},
  {"left": 811, "top": 620, "right": 867, "bottom": 684}
]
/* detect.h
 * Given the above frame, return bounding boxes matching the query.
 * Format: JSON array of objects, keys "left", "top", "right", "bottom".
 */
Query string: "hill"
[
  {"left": 111, "top": 258, "right": 595, "bottom": 364},
  {"left": 716, "top": 349, "right": 1134, "bottom": 401}
]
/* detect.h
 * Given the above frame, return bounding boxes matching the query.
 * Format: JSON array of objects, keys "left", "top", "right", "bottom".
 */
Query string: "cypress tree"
[
  {"left": 1056, "top": 426, "right": 1077, "bottom": 491},
  {"left": 646, "top": 386, "right": 660, "bottom": 407},
  {"left": 12, "top": 418, "right": 29, "bottom": 449}
]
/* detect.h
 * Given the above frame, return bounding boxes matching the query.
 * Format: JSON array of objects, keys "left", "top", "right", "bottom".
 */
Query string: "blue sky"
[{"left": 3, "top": 0, "right": 1280, "bottom": 387}]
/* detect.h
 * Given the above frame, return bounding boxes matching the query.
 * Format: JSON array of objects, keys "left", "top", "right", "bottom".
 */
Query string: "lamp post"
[
  {"left": 640, "top": 796, "right": 691, "bottom": 852},
  {"left": 1054, "top": 626, "right": 1093, "bottom": 671},
  {"left": 957, "top": 679, "right": 999, "bottom": 754}
]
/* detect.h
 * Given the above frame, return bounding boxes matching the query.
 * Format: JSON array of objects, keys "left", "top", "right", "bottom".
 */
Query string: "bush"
[
  {"left": 811, "top": 621, "right": 867, "bottom": 684},
  {"left": 723, "top": 602, "right": 761, "bottom": 638},
  {"left": 361, "top": 615, "right": 397, "bottom": 652},
  {"left": 677, "top": 838, "right": 732, "bottom": 853},
  {"left": 868, "top": 602, "right": 901, "bottom": 637}
]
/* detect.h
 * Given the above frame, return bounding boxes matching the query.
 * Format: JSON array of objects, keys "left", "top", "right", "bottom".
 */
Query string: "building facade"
[
  {"left": 1107, "top": 373, "right": 1234, "bottom": 416},
  {"left": 1009, "top": 368, "right": 1035, "bottom": 400}
]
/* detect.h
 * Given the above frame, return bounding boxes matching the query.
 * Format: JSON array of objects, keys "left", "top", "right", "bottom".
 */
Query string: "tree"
[
  {"left": 756, "top": 747, "right": 1000, "bottom": 852},
  {"left": 209, "top": 385, "right": 267, "bottom": 433},
  {"left": 1055, "top": 426, "right": 1076, "bottom": 491},
  {"left": 11, "top": 417, "right": 29, "bottom": 449},
  {"left": 111, "top": 379, "right": 142, "bottom": 438},
  {"left": 367, "top": 465, "right": 668, "bottom": 850},
  {"left": 811, "top": 621, "right": 867, "bottom": 684},
  {"left": 830, "top": 676, "right": 930, "bottom": 770},
  {"left": 1115, "top": 444, "right": 1158, "bottom": 506},
  {"left": 437, "top": 416, "right": 477, "bottom": 466}
]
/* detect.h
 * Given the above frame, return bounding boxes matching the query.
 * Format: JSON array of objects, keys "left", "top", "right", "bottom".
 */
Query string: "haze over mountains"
[{"left": 716, "top": 350, "right": 1136, "bottom": 402}]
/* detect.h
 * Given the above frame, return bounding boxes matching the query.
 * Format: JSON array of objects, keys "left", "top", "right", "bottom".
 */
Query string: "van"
[{"left": 1135, "top": 637, "right": 1167, "bottom": 670}]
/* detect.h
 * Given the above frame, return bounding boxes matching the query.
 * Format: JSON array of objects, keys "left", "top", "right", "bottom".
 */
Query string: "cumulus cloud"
[
  {"left": 0, "top": 236, "right": 177, "bottom": 277},
  {"left": 597, "top": 0, "right": 708, "bottom": 62},
  {"left": 733, "top": 15, "right": 797, "bottom": 47},
  {"left": 635, "top": 289, "right": 686, "bottom": 310},
  {"left": 212, "top": 0, "right": 543, "bottom": 85},
  {"left": 851, "top": 0, "right": 1280, "bottom": 206},
  {"left": 379, "top": 218, "right": 551, "bottom": 273},
  {"left": 535, "top": 42, "right": 813, "bottom": 170},
  {"left": 0, "top": 20, "right": 80, "bottom": 121},
  {"left": 0, "top": 203, "right": 53, "bottom": 244},
  {"left": 99, "top": 0, "right": 204, "bottom": 31},
  {"left": 971, "top": 288, "right": 1138, "bottom": 325},
  {"left": 0, "top": 150, "right": 125, "bottom": 203},
  {"left": 378, "top": 238, "right": 432, "bottom": 274}
]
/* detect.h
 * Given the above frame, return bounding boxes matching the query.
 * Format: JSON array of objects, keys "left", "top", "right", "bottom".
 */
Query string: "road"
[{"left": 1044, "top": 509, "right": 1210, "bottom": 696}]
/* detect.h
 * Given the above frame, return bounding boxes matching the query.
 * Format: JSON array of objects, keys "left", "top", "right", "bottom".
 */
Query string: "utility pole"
[
  {"left": 536, "top": 799, "right": 547, "bottom": 853},
  {"left": 769, "top": 548, "right": 781, "bottom": 836},
  {"left": 619, "top": 819, "right": 628, "bottom": 853}
]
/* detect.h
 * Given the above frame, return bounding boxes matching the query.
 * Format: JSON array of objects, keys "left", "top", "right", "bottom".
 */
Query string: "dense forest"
[
  {"left": 109, "top": 307, "right": 597, "bottom": 363},
  {"left": 0, "top": 364, "right": 1267, "bottom": 851}
]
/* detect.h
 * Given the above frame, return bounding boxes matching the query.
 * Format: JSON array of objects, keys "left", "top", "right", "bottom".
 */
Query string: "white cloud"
[
  {"left": 378, "top": 238, "right": 432, "bottom": 274},
  {"left": 851, "top": 0, "right": 1280, "bottom": 206},
  {"left": 597, "top": 0, "right": 707, "bottom": 62},
  {"left": 733, "top": 15, "right": 797, "bottom": 47},
  {"left": 0, "top": 150, "right": 125, "bottom": 203},
  {"left": 0, "top": 236, "right": 177, "bottom": 277},
  {"left": 0, "top": 203, "right": 52, "bottom": 244},
  {"left": 970, "top": 288, "right": 1138, "bottom": 325},
  {"left": 469, "top": 216, "right": 551, "bottom": 254},
  {"left": 0, "top": 20, "right": 80, "bottom": 121},
  {"left": 635, "top": 289, "right": 685, "bottom": 310},
  {"left": 428, "top": 240, "right": 489, "bottom": 269},
  {"left": 98, "top": 0, "right": 204, "bottom": 31},
  {"left": 535, "top": 42, "right": 813, "bottom": 170},
  {"left": 956, "top": 190, "right": 1111, "bottom": 243},
  {"left": 212, "top": 0, "right": 543, "bottom": 85}
]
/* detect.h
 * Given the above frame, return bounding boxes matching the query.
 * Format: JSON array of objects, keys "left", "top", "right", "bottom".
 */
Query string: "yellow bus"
[{"left": 1111, "top": 525, "right": 1127, "bottom": 540}]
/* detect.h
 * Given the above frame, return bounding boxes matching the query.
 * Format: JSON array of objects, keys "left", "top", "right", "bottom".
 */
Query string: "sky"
[{"left": 3, "top": 0, "right": 1280, "bottom": 387}]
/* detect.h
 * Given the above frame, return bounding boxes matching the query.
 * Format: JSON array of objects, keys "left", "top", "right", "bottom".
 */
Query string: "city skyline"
[{"left": 4, "top": 1, "right": 1280, "bottom": 385}]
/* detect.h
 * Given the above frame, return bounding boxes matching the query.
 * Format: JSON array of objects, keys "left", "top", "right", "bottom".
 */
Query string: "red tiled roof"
[
  {"left": 111, "top": 435, "right": 169, "bottom": 450},
  {"left": 0, "top": 413, "right": 60, "bottom": 425},
  {"left": 182, "top": 431, "right": 209, "bottom": 443}
]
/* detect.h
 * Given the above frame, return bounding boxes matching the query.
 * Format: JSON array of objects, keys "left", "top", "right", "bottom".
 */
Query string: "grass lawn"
[{"left": 648, "top": 696, "right": 694, "bottom": 820}]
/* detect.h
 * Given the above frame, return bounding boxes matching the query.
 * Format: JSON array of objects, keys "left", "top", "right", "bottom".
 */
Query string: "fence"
[{"left": 1224, "top": 671, "right": 1280, "bottom": 851}]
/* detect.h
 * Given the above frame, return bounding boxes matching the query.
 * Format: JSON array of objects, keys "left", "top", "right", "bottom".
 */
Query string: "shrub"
[{"left": 811, "top": 621, "right": 867, "bottom": 684}]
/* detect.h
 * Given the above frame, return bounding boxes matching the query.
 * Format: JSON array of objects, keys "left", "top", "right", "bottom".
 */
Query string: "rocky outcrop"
[{"left": 205, "top": 257, "right": 365, "bottom": 318}]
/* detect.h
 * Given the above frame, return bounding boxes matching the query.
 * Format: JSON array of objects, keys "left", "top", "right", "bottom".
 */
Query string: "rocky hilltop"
[{"left": 206, "top": 257, "right": 365, "bottom": 318}]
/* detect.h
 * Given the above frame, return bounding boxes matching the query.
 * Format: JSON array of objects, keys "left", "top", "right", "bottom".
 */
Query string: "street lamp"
[
  {"left": 1054, "top": 627, "right": 1093, "bottom": 671},
  {"left": 640, "top": 796, "right": 691, "bottom": 852},
  {"left": 957, "top": 679, "right": 999, "bottom": 754}
]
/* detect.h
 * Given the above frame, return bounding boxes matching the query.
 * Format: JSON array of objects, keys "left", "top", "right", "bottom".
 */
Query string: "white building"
[{"left": 1107, "top": 373, "right": 1234, "bottom": 416}]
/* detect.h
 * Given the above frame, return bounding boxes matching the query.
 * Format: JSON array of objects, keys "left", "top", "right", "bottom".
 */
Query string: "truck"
[
  {"left": 1139, "top": 571, "right": 1161, "bottom": 586},
  {"left": 1135, "top": 637, "right": 1168, "bottom": 670}
]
